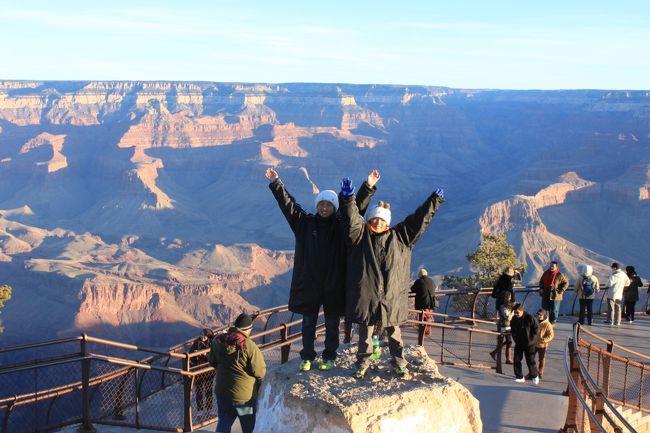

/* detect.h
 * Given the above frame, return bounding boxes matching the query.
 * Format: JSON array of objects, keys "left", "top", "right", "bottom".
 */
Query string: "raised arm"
[
  {"left": 355, "top": 169, "right": 380, "bottom": 216},
  {"left": 266, "top": 167, "right": 306, "bottom": 234},
  {"left": 394, "top": 188, "right": 445, "bottom": 248},
  {"left": 338, "top": 177, "right": 366, "bottom": 246}
]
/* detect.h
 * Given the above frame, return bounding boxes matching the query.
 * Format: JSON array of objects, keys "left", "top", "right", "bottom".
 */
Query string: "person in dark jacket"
[
  {"left": 208, "top": 313, "right": 266, "bottom": 433},
  {"left": 190, "top": 328, "right": 215, "bottom": 414},
  {"left": 623, "top": 265, "right": 642, "bottom": 323},
  {"left": 409, "top": 268, "right": 438, "bottom": 335},
  {"left": 338, "top": 178, "right": 445, "bottom": 379},
  {"left": 510, "top": 303, "right": 540, "bottom": 384},
  {"left": 266, "top": 167, "right": 378, "bottom": 371},
  {"left": 489, "top": 267, "right": 517, "bottom": 364}
]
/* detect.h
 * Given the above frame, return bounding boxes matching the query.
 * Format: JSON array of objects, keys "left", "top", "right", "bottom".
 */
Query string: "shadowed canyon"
[{"left": 0, "top": 81, "right": 648, "bottom": 347}]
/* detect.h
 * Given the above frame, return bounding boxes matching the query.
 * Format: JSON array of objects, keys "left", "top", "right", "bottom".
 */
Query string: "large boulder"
[{"left": 255, "top": 344, "right": 482, "bottom": 433}]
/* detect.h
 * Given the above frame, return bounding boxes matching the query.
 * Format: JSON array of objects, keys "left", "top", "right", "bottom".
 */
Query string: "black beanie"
[{"left": 234, "top": 313, "right": 253, "bottom": 330}]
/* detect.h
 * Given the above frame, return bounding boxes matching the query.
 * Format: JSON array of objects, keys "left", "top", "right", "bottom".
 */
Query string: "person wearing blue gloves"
[
  {"left": 266, "top": 167, "right": 380, "bottom": 372},
  {"left": 338, "top": 178, "right": 445, "bottom": 379}
]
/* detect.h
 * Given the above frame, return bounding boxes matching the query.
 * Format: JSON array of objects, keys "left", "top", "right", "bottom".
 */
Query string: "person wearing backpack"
[
  {"left": 573, "top": 264, "right": 600, "bottom": 326},
  {"left": 409, "top": 268, "right": 438, "bottom": 336}
]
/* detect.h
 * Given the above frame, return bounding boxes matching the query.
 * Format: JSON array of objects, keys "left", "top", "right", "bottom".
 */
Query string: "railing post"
[
  {"left": 602, "top": 340, "right": 614, "bottom": 397},
  {"left": 183, "top": 354, "right": 193, "bottom": 432},
  {"left": 79, "top": 333, "right": 95, "bottom": 433},
  {"left": 562, "top": 338, "right": 582, "bottom": 432},
  {"left": 280, "top": 324, "right": 291, "bottom": 364},
  {"left": 471, "top": 290, "right": 479, "bottom": 319},
  {"left": 495, "top": 334, "right": 504, "bottom": 374},
  {"left": 417, "top": 310, "right": 425, "bottom": 346}
]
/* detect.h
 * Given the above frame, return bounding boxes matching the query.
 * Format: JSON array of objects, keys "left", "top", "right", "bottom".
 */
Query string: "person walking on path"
[
  {"left": 190, "top": 328, "right": 215, "bottom": 415},
  {"left": 534, "top": 309, "right": 554, "bottom": 379},
  {"left": 573, "top": 264, "right": 600, "bottom": 326},
  {"left": 538, "top": 261, "right": 569, "bottom": 325},
  {"left": 266, "top": 167, "right": 379, "bottom": 371},
  {"left": 338, "top": 177, "right": 445, "bottom": 379},
  {"left": 606, "top": 262, "right": 630, "bottom": 326},
  {"left": 209, "top": 313, "right": 266, "bottom": 433},
  {"left": 409, "top": 268, "right": 439, "bottom": 336},
  {"left": 623, "top": 265, "right": 642, "bottom": 323},
  {"left": 490, "top": 267, "right": 517, "bottom": 364},
  {"left": 510, "top": 303, "right": 540, "bottom": 384}
]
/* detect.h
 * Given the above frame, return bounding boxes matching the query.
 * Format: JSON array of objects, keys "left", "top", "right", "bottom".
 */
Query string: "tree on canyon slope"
[
  {"left": 445, "top": 234, "right": 525, "bottom": 316},
  {"left": 0, "top": 284, "right": 11, "bottom": 333}
]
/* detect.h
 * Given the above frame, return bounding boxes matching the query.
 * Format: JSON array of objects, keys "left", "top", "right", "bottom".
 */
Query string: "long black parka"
[
  {"left": 339, "top": 191, "right": 444, "bottom": 327},
  {"left": 269, "top": 179, "right": 375, "bottom": 316}
]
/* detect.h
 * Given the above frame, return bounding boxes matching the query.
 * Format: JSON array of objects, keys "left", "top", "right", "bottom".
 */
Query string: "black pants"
[
  {"left": 513, "top": 344, "right": 538, "bottom": 379},
  {"left": 624, "top": 301, "right": 636, "bottom": 321},
  {"left": 300, "top": 312, "right": 340, "bottom": 361},
  {"left": 578, "top": 299, "right": 594, "bottom": 325}
]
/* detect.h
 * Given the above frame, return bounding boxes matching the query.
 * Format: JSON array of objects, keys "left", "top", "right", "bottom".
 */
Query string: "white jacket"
[{"left": 607, "top": 269, "right": 630, "bottom": 300}]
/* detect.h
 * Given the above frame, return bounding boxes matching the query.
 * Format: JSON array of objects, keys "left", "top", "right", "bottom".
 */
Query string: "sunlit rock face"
[
  {"left": 256, "top": 345, "right": 482, "bottom": 433},
  {"left": 1, "top": 81, "right": 649, "bottom": 346}
]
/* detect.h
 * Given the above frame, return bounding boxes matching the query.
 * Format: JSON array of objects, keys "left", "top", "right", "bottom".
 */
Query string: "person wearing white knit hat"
[
  {"left": 265, "top": 167, "right": 380, "bottom": 372},
  {"left": 338, "top": 177, "right": 445, "bottom": 379}
]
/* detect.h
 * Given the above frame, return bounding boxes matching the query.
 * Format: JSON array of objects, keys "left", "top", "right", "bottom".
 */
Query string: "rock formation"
[{"left": 256, "top": 345, "right": 481, "bottom": 433}]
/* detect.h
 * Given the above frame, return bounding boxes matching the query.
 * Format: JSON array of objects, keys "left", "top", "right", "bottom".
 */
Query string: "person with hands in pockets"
[
  {"left": 266, "top": 167, "right": 379, "bottom": 372},
  {"left": 337, "top": 177, "right": 445, "bottom": 379}
]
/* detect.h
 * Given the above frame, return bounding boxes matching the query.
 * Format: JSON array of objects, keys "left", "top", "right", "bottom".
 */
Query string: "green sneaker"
[
  {"left": 393, "top": 366, "right": 410, "bottom": 378},
  {"left": 353, "top": 365, "right": 369, "bottom": 379},
  {"left": 319, "top": 359, "right": 335, "bottom": 371},
  {"left": 299, "top": 360, "right": 311, "bottom": 372}
]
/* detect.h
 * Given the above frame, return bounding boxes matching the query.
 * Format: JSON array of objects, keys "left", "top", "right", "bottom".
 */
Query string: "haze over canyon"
[{"left": 0, "top": 81, "right": 648, "bottom": 347}]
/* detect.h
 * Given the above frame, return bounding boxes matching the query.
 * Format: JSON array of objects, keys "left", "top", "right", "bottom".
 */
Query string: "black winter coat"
[
  {"left": 340, "top": 191, "right": 444, "bottom": 327},
  {"left": 269, "top": 179, "right": 375, "bottom": 315},
  {"left": 510, "top": 312, "right": 539, "bottom": 347},
  {"left": 410, "top": 276, "right": 438, "bottom": 310},
  {"left": 493, "top": 273, "right": 515, "bottom": 308},
  {"left": 624, "top": 274, "right": 642, "bottom": 302}
]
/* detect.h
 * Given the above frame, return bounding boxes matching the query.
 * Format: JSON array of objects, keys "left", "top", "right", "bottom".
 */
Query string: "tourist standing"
[
  {"left": 409, "top": 268, "right": 439, "bottom": 335},
  {"left": 534, "top": 309, "right": 554, "bottom": 379},
  {"left": 623, "top": 265, "right": 642, "bottom": 323},
  {"left": 538, "top": 261, "right": 569, "bottom": 325},
  {"left": 490, "top": 267, "right": 517, "bottom": 364},
  {"left": 190, "top": 328, "right": 215, "bottom": 414},
  {"left": 573, "top": 264, "right": 600, "bottom": 326},
  {"left": 510, "top": 303, "right": 540, "bottom": 384},
  {"left": 209, "top": 313, "right": 266, "bottom": 433},
  {"left": 338, "top": 178, "right": 445, "bottom": 379},
  {"left": 606, "top": 262, "right": 630, "bottom": 326}
]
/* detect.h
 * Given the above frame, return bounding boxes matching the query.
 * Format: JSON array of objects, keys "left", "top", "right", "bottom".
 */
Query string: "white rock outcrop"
[{"left": 256, "top": 344, "right": 481, "bottom": 433}]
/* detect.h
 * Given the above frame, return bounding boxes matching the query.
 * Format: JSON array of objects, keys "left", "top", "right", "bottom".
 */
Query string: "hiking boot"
[
  {"left": 353, "top": 365, "right": 369, "bottom": 379},
  {"left": 319, "top": 360, "right": 335, "bottom": 371},
  {"left": 299, "top": 360, "right": 312, "bottom": 372},
  {"left": 393, "top": 366, "right": 410, "bottom": 378}
]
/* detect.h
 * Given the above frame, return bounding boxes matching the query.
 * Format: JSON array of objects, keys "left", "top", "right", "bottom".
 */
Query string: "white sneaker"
[
  {"left": 532, "top": 376, "right": 540, "bottom": 385},
  {"left": 514, "top": 377, "right": 525, "bottom": 383}
]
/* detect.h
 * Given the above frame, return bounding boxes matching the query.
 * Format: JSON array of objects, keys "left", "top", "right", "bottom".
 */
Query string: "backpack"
[{"left": 582, "top": 277, "right": 594, "bottom": 297}]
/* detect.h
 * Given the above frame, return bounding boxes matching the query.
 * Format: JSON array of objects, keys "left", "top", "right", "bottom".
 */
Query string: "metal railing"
[
  {"left": 2, "top": 285, "right": 645, "bottom": 433},
  {"left": 562, "top": 323, "right": 646, "bottom": 433}
]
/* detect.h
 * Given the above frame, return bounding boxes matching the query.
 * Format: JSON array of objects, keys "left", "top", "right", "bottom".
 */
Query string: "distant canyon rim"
[{"left": 0, "top": 81, "right": 648, "bottom": 347}]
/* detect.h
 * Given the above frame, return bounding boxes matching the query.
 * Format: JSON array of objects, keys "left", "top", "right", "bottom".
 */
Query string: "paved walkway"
[{"left": 58, "top": 314, "right": 649, "bottom": 433}]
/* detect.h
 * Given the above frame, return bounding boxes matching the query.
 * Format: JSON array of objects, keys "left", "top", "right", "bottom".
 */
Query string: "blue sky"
[{"left": 1, "top": 0, "right": 649, "bottom": 89}]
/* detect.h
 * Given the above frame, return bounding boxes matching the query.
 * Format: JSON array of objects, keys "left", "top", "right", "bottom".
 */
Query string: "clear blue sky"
[{"left": 1, "top": 0, "right": 649, "bottom": 90}]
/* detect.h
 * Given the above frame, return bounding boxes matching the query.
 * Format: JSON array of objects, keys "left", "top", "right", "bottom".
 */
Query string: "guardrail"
[
  {"left": 562, "top": 323, "right": 644, "bottom": 433},
  {"left": 2, "top": 285, "right": 645, "bottom": 433}
]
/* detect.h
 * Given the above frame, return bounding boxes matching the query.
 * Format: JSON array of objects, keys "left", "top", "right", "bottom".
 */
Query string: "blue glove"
[
  {"left": 434, "top": 188, "right": 445, "bottom": 199},
  {"left": 341, "top": 177, "right": 355, "bottom": 197}
]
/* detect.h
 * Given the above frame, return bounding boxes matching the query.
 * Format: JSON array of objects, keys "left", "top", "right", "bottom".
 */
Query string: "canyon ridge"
[{"left": 0, "top": 81, "right": 648, "bottom": 347}]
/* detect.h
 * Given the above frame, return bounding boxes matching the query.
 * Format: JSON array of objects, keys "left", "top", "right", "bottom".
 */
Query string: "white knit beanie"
[
  {"left": 366, "top": 205, "right": 391, "bottom": 226},
  {"left": 314, "top": 190, "right": 338, "bottom": 211}
]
